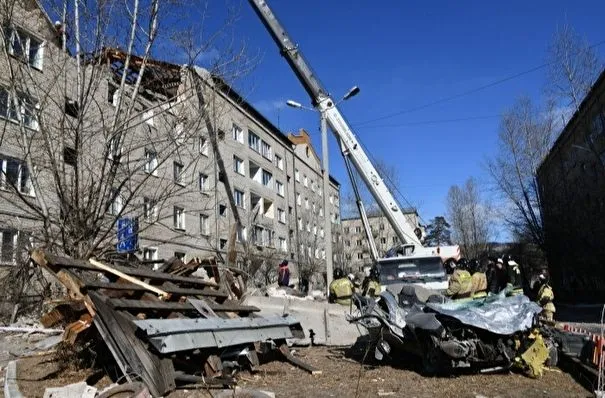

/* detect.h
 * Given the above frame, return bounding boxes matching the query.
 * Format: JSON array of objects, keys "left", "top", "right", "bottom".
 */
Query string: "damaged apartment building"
[{"left": 0, "top": 0, "right": 341, "bottom": 283}]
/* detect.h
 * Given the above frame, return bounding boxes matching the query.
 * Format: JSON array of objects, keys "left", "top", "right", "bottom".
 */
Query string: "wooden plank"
[
  {"left": 187, "top": 298, "right": 218, "bottom": 318},
  {"left": 108, "top": 298, "right": 260, "bottom": 313},
  {"left": 89, "top": 292, "right": 175, "bottom": 396},
  {"left": 56, "top": 270, "right": 96, "bottom": 316},
  {"left": 81, "top": 280, "right": 228, "bottom": 299},
  {"left": 278, "top": 344, "right": 322, "bottom": 375},
  {"left": 90, "top": 259, "right": 170, "bottom": 299},
  {"left": 34, "top": 251, "right": 218, "bottom": 288}
]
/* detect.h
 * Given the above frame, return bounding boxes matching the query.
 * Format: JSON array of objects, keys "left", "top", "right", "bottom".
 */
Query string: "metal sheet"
[
  {"left": 135, "top": 315, "right": 299, "bottom": 336},
  {"left": 135, "top": 315, "right": 303, "bottom": 353}
]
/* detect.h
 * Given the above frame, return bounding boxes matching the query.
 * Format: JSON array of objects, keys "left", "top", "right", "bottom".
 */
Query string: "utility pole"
[{"left": 321, "top": 111, "right": 333, "bottom": 293}]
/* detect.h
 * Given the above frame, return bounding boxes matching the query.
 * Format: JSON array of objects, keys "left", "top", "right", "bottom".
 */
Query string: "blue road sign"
[{"left": 116, "top": 217, "right": 139, "bottom": 253}]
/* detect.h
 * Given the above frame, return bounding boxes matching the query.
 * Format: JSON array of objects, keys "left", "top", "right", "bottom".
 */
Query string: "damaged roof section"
[{"left": 100, "top": 48, "right": 182, "bottom": 101}]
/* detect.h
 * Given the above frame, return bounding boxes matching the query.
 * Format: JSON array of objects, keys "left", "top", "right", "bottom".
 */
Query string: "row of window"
[
  {"left": 343, "top": 224, "right": 386, "bottom": 234},
  {"left": 298, "top": 243, "right": 326, "bottom": 260},
  {"left": 233, "top": 155, "right": 285, "bottom": 197},
  {"left": 344, "top": 236, "right": 399, "bottom": 247},
  {"left": 4, "top": 26, "right": 44, "bottom": 70}
]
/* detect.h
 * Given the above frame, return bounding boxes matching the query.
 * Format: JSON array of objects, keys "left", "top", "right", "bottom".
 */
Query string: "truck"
[{"left": 248, "top": 0, "right": 460, "bottom": 292}]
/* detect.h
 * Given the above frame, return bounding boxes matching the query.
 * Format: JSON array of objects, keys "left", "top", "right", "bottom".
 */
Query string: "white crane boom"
[{"left": 248, "top": 0, "right": 422, "bottom": 247}]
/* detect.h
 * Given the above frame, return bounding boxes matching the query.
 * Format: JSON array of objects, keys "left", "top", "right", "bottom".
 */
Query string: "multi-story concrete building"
[
  {"left": 0, "top": 0, "right": 341, "bottom": 284},
  {"left": 340, "top": 211, "right": 420, "bottom": 271},
  {"left": 536, "top": 68, "right": 605, "bottom": 302}
]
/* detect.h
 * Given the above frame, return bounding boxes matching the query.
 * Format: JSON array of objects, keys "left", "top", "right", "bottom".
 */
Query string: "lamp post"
[{"left": 286, "top": 86, "right": 359, "bottom": 295}]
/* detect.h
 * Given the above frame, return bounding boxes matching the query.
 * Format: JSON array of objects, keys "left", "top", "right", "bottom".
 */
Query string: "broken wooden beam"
[
  {"left": 108, "top": 298, "right": 259, "bottom": 313},
  {"left": 278, "top": 344, "right": 322, "bottom": 375},
  {"left": 89, "top": 259, "right": 170, "bottom": 300},
  {"left": 80, "top": 280, "right": 228, "bottom": 299},
  {"left": 31, "top": 250, "right": 218, "bottom": 288}
]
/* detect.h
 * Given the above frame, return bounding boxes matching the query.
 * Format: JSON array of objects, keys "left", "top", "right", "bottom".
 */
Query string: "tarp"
[{"left": 426, "top": 293, "right": 542, "bottom": 335}]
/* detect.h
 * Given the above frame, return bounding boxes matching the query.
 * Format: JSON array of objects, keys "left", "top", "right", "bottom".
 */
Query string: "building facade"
[
  {"left": 0, "top": 0, "right": 341, "bottom": 285},
  {"left": 536, "top": 68, "right": 605, "bottom": 302},
  {"left": 340, "top": 211, "right": 420, "bottom": 271}
]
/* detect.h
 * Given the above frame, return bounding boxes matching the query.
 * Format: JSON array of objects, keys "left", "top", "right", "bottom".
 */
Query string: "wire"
[
  {"left": 352, "top": 39, "right": 605, "bottom": 127},
  {"left": 355, "top": 114, "right": 500, "bottom": 130}
]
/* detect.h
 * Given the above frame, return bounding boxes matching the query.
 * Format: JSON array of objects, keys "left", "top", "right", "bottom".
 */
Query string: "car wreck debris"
[{"left": 28, "top": 249, "right": 313, "bottom": 397}]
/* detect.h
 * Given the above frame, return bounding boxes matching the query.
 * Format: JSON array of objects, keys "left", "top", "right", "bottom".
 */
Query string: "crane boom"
[{"left": 248, "top": 0, "right": 422, "bottom": 247}]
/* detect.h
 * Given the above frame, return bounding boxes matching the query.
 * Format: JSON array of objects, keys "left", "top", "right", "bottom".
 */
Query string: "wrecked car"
[{"left": 348, "top": 285, "right": 557, "bottom": 377}]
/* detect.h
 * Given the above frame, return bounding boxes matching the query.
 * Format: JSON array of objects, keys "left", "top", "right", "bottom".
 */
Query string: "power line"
[
  {"left": 352, "top": 39, "right": 605, "bottom": 127},
  {"left": 355, "top": 114, "right": 500, "bottom": 130}
]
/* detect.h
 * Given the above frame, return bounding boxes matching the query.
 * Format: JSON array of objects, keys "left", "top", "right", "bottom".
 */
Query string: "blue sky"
[{"left": 210, "top": 1, "right": 605, "bottom": 237}]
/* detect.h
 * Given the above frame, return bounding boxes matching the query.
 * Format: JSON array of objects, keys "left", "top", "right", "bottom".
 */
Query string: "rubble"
[{"left": 27, "top": 249, "right": 316, "bottom": 397}]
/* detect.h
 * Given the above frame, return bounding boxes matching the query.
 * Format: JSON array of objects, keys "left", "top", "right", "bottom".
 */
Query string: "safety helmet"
[
  {"left": 444, "top": 258, "right": 457, "bottom": 274},
  {"left": 369, "top": 266, "right": 380, "bottom": 280},
  {"left": 456, "top": 258, "right": 469, "bottom": 270},
  {"left": 333, "top": 268, "right": 344, "bottom": 279},
  {"left": 469, "top": 259, "right": 480, "bottom": 273}
]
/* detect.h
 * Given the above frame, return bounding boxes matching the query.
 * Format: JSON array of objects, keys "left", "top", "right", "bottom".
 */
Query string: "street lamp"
[{"left": 286, "top": 86, "right": 360, "bottom": 295}]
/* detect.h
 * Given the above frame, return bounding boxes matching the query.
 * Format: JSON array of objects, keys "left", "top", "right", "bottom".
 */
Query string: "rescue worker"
[
  {"left": 504, "top": 254, "right": 524, "bottom": 296},
  {"left": 445, "top": 258, "right": 472, "bottom": 300},
  {"left": 362, "top": 266, "right": 381, "bottom": 297},
  {"left": 469, "top": 258, "right": 488, "bottom": 299},
  {"left": 277, "top": 260, "right": 290, "bottom": 287},
  {"left": 329, "top": 268, "right": 354, "bottom": 305},
  {"left": 486, "top": 257, "right": 507, "bottom": 294},
  {"left": 534, "top": 269, "right": 556, "bottom": 322}
]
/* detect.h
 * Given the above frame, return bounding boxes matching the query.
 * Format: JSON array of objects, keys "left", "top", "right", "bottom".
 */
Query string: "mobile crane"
[{"left": 248, "top": 0, "right": 460, "bottom": 290}]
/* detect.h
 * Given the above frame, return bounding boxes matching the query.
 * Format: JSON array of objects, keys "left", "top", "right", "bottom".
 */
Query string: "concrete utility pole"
[{"left": 321, "top": 111, "right": 333, "bottom": 294}]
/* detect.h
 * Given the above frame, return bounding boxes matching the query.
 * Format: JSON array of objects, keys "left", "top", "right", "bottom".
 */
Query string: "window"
[
  {"left": 65, "top": 98, "right": 79, "bottom": 118},
  {"left": 199, "top": 173, "right": 208, "bottom": 193},
  {"left": 344, "top": 227, "right": 350, "bottom": 234},
  {"left": 107, "top": 136, "right": 121, "bottom": 161},
  {"left": 303, "top": 175, "right": 308, "bottom": 187},
  {"left": 199, "top": 214, "right": 209, "bottom": 235},
  {"left": 357, "top": 253, "right": 363, "bottom": 260},
  {"left": 0, "top": 157, "right": 33, "bottom": 195},
  {"left": 144, "top": 150, "right": 158, "bottom": 175},
  {"left": 199, "top": 136, "right": 209, "bottom": 156},
  {"left": 296, "top": 193, "right": 301, "bottom": 206},
  {"left": 232, "top": 123, "right": 243, "bottom": 143},
  {"left": 174, "top": 252, "right": 186, "bottom": 261},
  {"left": 356, "top": 239, "right": 362, "bottom": 246},
  {"left": 218, "top": 129, "right": 225, "bottom": 141},
  {"left": 295, "top": 169, "right": 300, "bottom": 182},
  {"left": 275, "top": 154, "right": 283, "bottom": 170},
  {"left": 109, "top": 188, "right": 123, "bottom": 215},
  {"left": 234, "top": 189, "right": 245, "bottom": 208},
  {"left": 173, "top": 162, "right": 184, "bottom": 184},
  {"left": 381, "top": 237, "right": 387, "bottom": 244},
  {"left": 262, "top": 170, "right": 273, "bottom": 188},
  {"left": 355, "top": 226, "right": 361, "bottom": 233},
  {"left": 329, "top": 194, "right": 334, "bottom": 204},
  {"left": 219, "top": 239, "right": 227, "bottom": 250},
  {"left": 278, "top": 208, "right": 286, "bottom": 223},
  {"left": 297, "top": 217, "right": 302, "bottom": 231},
  {"left": 261, "top": 141, "right": 272, "bottom": 160},
  {"left": 319, "top": 207, "right": 323, "bottom": 217},
  {"left": 288, "top": 206, "right": 293, "bottom": 215},
  {"left": 233, "top": 156, "right": 245, "bottom": 175},
  {"left": 311, "top": 180, "right": 315, "bottom": 192},
  {"left": 236, "top": 226, "right": 246, "bottom": 242},
  {"left": 320, "top": 228, "right": 324, "bottom": 238},
  {"left": 143, "top": 197, "right": 157, "bottom": 222},
  {"left": 63, "top": 146, "right": 76, "bottom": 167},
  {"left": 306, "top": 222, "right": 310, "bottom": 232},
  {"left": 321, "top": 249, "right": 326, "bottom": 260},
  {"left": 248, "top": 131, "right": 260, "bottom": 152},
  {"left": 5, "top": 26, "right": 44, "bottom": 69},
  {"left": 304, "top": 197, "right": 309, "bottom": 209},
  {"left": 276, "top": 180, "right": 284, "bottom": 197},
  {"left": 393, "top": 236, "right": 399, "bottom": 243},
  {"left": 313, "top": 224, "right": 317, "bottom": 236},
  {"left": 173, "top": 206, "right": 185, "bottom": 230},
  {"left": 0, "top": 87, "right": 39, "bottom": 130},
  {"left": 379, "top": 223, "right": 385, "bottom": 231},
  {"left": 0, "top": 229, "right": 18, "bottom": 264},
  {"left": 219, "top": 204, "right": 227, "bottom": 217},
  {"left": 279, "top": 237, "right": 287, "bottom": 252},
  {"left": 346, "top": 240, "right": 351, "bottom": 247},
  {"left": 143, "top": 247, "right": 157, "bottom": 261}
]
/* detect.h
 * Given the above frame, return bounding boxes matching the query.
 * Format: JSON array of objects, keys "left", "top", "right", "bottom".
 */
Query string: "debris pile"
[{"left": 28, "top": 249, "right": 317, "bottom": 396}]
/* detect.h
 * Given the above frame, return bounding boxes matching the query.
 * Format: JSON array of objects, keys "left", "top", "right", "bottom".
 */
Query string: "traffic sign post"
[{"left": 116, "top": 217, "right": 139, "bottom": 254}]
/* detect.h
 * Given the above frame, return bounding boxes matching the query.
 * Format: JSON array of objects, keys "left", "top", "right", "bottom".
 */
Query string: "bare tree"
[
  {"left": 0, "top": 0, "right": 256, "bottom": 260},
  {"left": 546, "top": 24, "right": 601, "bottom": 111},
  {"left": 296, "top": 209, "right": 327, "bottom": 291},
  {"left": 486, "top": 97, "right": 556, "bottom": 247},
  {"left": 447, "top": 178, "right": 492, "bottom": 259}
]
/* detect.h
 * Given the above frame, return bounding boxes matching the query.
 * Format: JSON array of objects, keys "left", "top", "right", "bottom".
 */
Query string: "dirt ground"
[{"left": 2, "top": 346, "right": 592, "bottom": 398}]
